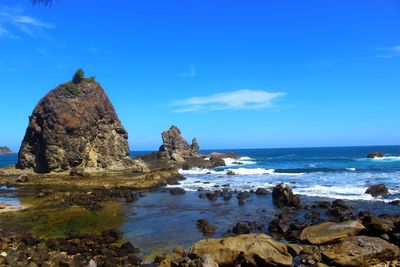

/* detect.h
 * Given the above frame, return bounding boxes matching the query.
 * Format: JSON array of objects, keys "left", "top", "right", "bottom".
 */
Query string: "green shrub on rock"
[{"left": 72, "top": 68, "right": 85, "bottom": 84}]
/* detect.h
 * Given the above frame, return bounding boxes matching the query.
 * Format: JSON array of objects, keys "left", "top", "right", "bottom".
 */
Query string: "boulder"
[
  {"left": 196, "top": 219, "right": 217, "bottom": 236},
  {"left": 321, "top": 236, "right": 400, "bottom": 266},
  {"left": 226, "top": 170, "right": 236, "bottom": 175},
  {"left": 16, "top": 71, "right": 132, "bottom": 173},
  {"left": 169, "top": 188, "right": 186, "bottom": 195},
  {"left": 367, "top": 152, "right": 385, "bottom": 158},
  {"left": 189, "top": 234, "right": 292, "bottom": 266},
  {"left": 300, "top": 220, "right": 365, "bottom": 245},
  {"left": 365, "top": 184, "right": 389, "bottom": 197},
  {"left": 255, "top": 188, "right": 269, "bottom": 195},
  {"left": 272, "top": 183, "right": 301, "bottom": 208}
]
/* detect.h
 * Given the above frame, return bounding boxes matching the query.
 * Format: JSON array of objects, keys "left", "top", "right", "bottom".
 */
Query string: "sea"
[
  {"left": 172, "top": 145, "right": 400, "bottom": 202},
  {"left": 2, "top": 145, "right": 400, "bottom": 256}
]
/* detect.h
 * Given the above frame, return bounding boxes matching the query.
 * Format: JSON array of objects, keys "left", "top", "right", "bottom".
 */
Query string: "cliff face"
[{"left": 16, "top": 78, "right": 131, "bottom": 173}]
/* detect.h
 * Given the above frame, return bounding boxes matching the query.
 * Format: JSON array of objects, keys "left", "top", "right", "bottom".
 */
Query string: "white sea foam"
[
  {"left": 346, "top": 168, "right": 356, "bottom": 171},
  {"left": 179, "top": 167, "right": 304, "bottom": 176},
  {"left": 223, "top": 156, "right": 257, "bottom": 166},
  {"left": 358, "top": 156, "right": 400, "bottom": 162}
]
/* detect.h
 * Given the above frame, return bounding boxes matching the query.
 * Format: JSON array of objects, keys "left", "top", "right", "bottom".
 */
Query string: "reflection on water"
[{"left": 0, "top": 186, "right": 21, "bottom": 206}]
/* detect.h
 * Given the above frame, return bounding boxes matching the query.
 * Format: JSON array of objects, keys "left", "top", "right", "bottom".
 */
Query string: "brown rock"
[
  {"left": 272, "top": 183, "right": 301, "bottom": 208},
  {"left": 321, "top": 236, "right": 400, "bottom": 266},
  {"left": 367, "top": 152, "right": 385, "bottom": 158},
  {"left": 365, "top": 184, "right": 389, "bottom": 197},
  {"left": 300, "top": 220, "right": 365, "bottom": 245},
  {"left": 16, "top": 71, "right": 132, "bottom": 173},
  {"left": 188, "top": 234, "right": 292, "bottom": 266},
  {"left": 159, "top": 125, "right": 199, "bottom": 161}
]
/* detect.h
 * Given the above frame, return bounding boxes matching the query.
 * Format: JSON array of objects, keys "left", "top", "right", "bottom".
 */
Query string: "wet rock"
[
  {"left": 226, "top": 170, "right": 236, "bottom": 175},
  {"left": 188, "top": 234, "right": 292, "bottom": 266},
  {"left": 169, "top": 188, "right": 186, "bottom": 195},
  {"left": 255, "top": 187, "right": 269, "bottom": 195},
  {"left": 361, "top": 215, "right": 395, "bottom": 235},
  {"left": 367, "top": 152, "right": 385, "bottom": 158},
  {"left": 236, "top": 191, "right": 250, "bottom": 201},
  {"left": 305, "top": 211, "right": 320, "bottom": 220},
  {"left": 196, "top": 219, "right": 217, "bottom": 236},
  {"left": 326, "top": 199, "right": 353, "bottom": 218},
  {"left": 272, "top": 183, "right": 301, "bottom": 208},
  {"left": 321, "top": 236, "right": 400, "bottom": 266},
  {"left": 206, "top": 192, "right": 218, "bottom": 201},
  {"left": 300, "top": 220, "right": 365, "bottom": 245},
  {"left": 365, "top": 184, "right": 389, "bottom": 197}
]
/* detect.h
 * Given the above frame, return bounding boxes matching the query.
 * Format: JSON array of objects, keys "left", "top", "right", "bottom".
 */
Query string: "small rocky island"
[
  {"left": 0, "top": 146, "right": 12, "bottom": 154},
  {"left": 16, "top": 69, "right": 133, "bottom": 173}
]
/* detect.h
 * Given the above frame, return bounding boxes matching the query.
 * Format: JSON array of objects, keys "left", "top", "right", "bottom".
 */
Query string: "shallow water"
[{"left": 123, "top": 190, "right": 400, "bottom": 257}]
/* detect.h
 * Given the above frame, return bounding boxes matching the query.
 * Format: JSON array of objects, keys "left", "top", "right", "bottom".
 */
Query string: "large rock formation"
[
  {"left": 16, "top": 70, "right": 132, "bottom": 173},
  {"left": 158, "top": 125, "right": 199, "bottom": 162}
]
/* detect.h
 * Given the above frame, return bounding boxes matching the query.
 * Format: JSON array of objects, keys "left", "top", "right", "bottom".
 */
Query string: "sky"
[{"left": 0, "top": 0, "right": 399, "bottom": 151}]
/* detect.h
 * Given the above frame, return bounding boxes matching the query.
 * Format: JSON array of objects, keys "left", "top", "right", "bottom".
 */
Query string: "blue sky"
[{"left": 0, "top": 0, "right": 399, "bottom": 151}]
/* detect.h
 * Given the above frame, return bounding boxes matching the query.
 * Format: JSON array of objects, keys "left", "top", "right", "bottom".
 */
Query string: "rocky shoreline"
[{"left": 2, "top": 178, "right": 400, "bottom": 266}]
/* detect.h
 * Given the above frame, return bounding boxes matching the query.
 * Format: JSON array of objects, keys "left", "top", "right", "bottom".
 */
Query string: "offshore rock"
[
  {"left": 367, "top": 152, "right": 385, "bottom": 158},
  {"left": 16, "top": 75, "right": 131, "bottom": 173},
  {"left": 158, "top": 125, "right": 199, "bottom": 161}
]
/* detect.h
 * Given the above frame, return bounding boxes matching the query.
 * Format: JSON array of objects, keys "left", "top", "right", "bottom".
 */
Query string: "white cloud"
[
  {"left": 171, "top": 89, "right": 286, "bottom": 112},
  {"left": 0, "top": 5, "right": 54, "bottom": 39},
  {"left": 180, "top": 64, "right": 197, "bottom": 77},
  {"left": 83, "top": 47, "right": 110, "bottom": 54},
  {"left": 376, "top": 45, "right": 400, "bottom": 58}
]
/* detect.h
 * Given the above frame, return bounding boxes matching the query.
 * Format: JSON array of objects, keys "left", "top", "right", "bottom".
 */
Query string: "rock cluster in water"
[
  {"left": 16, "top": 70, "right": 132, "bottom": 173},
  {"left": 158, "top": 125, "right": 199, "bottom": 162}
]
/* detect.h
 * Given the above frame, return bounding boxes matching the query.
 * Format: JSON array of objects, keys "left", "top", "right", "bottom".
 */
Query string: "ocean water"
[
  {"left": 174, "top": 146, "right": 400, "bottom": 202},
  {"left": 2, "top": 146, "right": 400, "bottom": 202}
]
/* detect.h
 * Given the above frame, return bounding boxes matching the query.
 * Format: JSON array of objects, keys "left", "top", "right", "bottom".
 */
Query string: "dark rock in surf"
[
  {"left": 365, "top": 184, "right": 389, "bottom": 197},
  {"left": 367, "top": 152, "right": 385, "bottom": 158},
  {"left": 169, "top": 187, "right": 186, "bottom": 195},
  {"left": 255, "top": 188, "right": 269, "bottom": 195},
  {"left": 272, "top": 183, "right": 301, "bottom": 208}
]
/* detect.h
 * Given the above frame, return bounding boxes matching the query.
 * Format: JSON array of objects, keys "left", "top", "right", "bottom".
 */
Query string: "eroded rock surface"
[
  {"left": 300, "top": 220, "right": 365, "bottom": 245},
  {"left": 16, "top": 74, "right": 132, "bottom": 173},
  {"left": 158, "top": 126, "right": 199, "bottom": 162},
  {"left": 321, "top": 236, "right": 400, "bottom": 266},
  {"left": 188, "top": 234, "right": 293, "bottom": 266}
]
